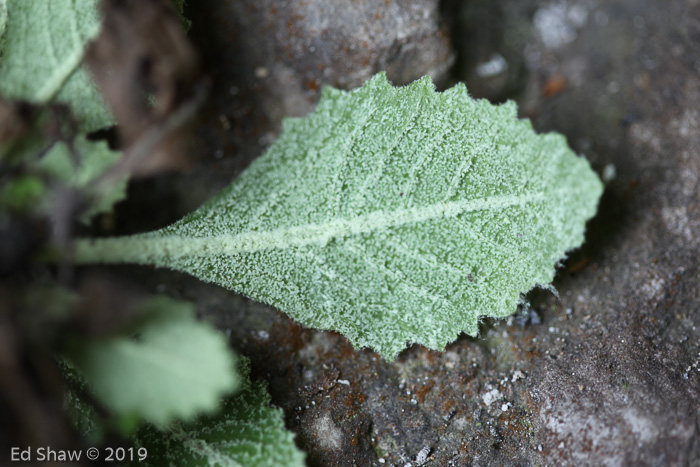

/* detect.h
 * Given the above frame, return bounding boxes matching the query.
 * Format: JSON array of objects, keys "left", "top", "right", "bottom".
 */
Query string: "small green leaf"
[
  {"left": 74, "top": 73, "right": 603, "bottom": 360},
  {"left": 68, "top": 296, "right": 241, "bottom": 427},
  {"left": 35, "top": 135, "right": 127, "bottom": 222},
  {"left": 133, "top": 359, "right": 306, "bottom": 467},
  {"left": 0, "top": 174, "right": 45, "bottom": 212},
  {"left": 0, "top": 0, "right": 112, "bottom": 132}
]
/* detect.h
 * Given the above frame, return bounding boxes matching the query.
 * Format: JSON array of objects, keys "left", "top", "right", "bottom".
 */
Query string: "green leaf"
[
  {"left": 0, "top": 1, "right": 7, "bottom": 45},
  {"left": 61, "top": 361, "right": 105, "bottom": 444},
  {"left": 0, "top": 130, "right": 127, "bottom": 221},
  {"left": 133, "top": 359, "right": 306, "bottom": 467},
  {"left": 0, "top": 1, "right": 126, "bottom": 220},
  {"left": 0, "top": 174, "right": 45, "bottom": 212},
  {"left": 35, "top": 135, "right": 127, "bottom": 221},
  {"left": 73, "top": 73, "right": 603, "bottom": 360},
  {"left": 172, "top": 0, "right": 192, "bottom": 31},
  {"left": 68, "top": 296, "right": 241, "bottom": 427},
  {"left": 0, "top": 0, "right": 112, "bottom": 132}
]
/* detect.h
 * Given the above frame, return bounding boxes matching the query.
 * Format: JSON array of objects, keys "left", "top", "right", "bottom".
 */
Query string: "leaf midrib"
[{"left": 74, "top": 191, "right": 551, "bottom": 264}]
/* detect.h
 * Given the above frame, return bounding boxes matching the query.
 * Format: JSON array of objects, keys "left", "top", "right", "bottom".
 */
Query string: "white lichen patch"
[
  {"left": 629, "top": 121, "right": 662, "bottom": 153},
  {"left": 442, "top": 350, "right": 460, "bottom": 369},
  {"left": 670, "top": 108, "right": 700, "bottom": 140},
  {"left": 415, "top": 446, "right": 432, "bottom": 466},
  {"left": 476, "top": 53, "right": 508, "bottom": 78},
  {"left": 541, "top": 396, "right": 622, "bottom": 467},
  {"left": 622, "top": 409, "right": 658, "bottom": 444},
  {"left": 661, "top": 206, "right": 693, "bottom": 242},
  {"left": 313, "top": 413, "right": 344, "bottom": 451},
  {"left": 534, "top": 2, "right": 589, "bottom": 49},
  {"left": 640, "top": 274, "right": 665, "bottom": 302},
  {"left": 482, "top": 387, "right": 503, "bottom": 406}
]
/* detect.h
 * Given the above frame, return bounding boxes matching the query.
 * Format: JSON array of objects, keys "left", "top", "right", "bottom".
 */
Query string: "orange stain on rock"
[{"left": 542, "top": 74, "right": 568, "bottom": 97}]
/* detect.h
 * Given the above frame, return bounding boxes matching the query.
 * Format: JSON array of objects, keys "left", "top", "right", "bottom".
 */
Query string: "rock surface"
[
  {"left": 120, "top": 0, "right": 700, "bottom": 465},
  {"left": 187, "top": 0, "right": 452, "bottom": 167}
]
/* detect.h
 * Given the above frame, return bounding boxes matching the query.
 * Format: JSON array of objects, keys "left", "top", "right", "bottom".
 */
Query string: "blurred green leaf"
[
  {"left": 35, "top": 135, "right": 127, "bottom": 222},
  {"left": 133, "top": 359, "right": 306, "bottom": 467},
  {"left": 68, "top": 296, "right": 241, "bottom": 428},
  {"left": 0, "top": 174, "right": 45, "bottom": 212},
  {"left": 0, "top": 0, "right": 112, "bottom": 132}
]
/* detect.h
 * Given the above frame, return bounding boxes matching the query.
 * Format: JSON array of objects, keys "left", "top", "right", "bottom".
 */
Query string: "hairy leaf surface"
[
  {"left": 75, "top": 73, "right": 603, "bottom": 360},
  {"left": 0, "top": 0, "right": 111, "bottom": 131},
  {"left": 133, "top": 359, "right": 306, "bottom": 467}
]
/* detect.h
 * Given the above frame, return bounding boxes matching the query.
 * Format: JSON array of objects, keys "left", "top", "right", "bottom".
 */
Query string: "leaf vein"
[
  {"left": 78, "top": 191, "right": 552, "bottom": 265},
  {"left": 402, "top": 122, "right": 453, "bottom": 204},
  {"left": 388, "top": 238, "right": 468, "bottom": 280},
  {"left": 35, "top": 0, "right": 88, "bottom": 102},
  {"left": 331, "top": 103, "right": 380, "bottom": 216},
  {"left": 453, "top": 211, "right": 534, "bottom": 276},
  {"left": 43, "top": 2, "right": 59, "bottom": 67},
  {"left": 353, "top": 92, "right": 425, "bottom": 208},
  {"left": 343, "top": 241, "right": 451, "bottom": 309}
]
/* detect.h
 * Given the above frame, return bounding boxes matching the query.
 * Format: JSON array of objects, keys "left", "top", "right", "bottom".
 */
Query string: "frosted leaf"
[
  {"left": 0, "top": 0, "right": 112, "bottom": 131},
  {"left": 132, "top": 359, "right": 306, "bottom": 467},
  {"left": 74, "top": 73, "right": 603, "bottom": 360}
]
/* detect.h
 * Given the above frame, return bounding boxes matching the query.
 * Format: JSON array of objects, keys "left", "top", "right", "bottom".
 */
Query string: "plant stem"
[{"left": 72, "top": 236, "right": 173, "bottom": 265}]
